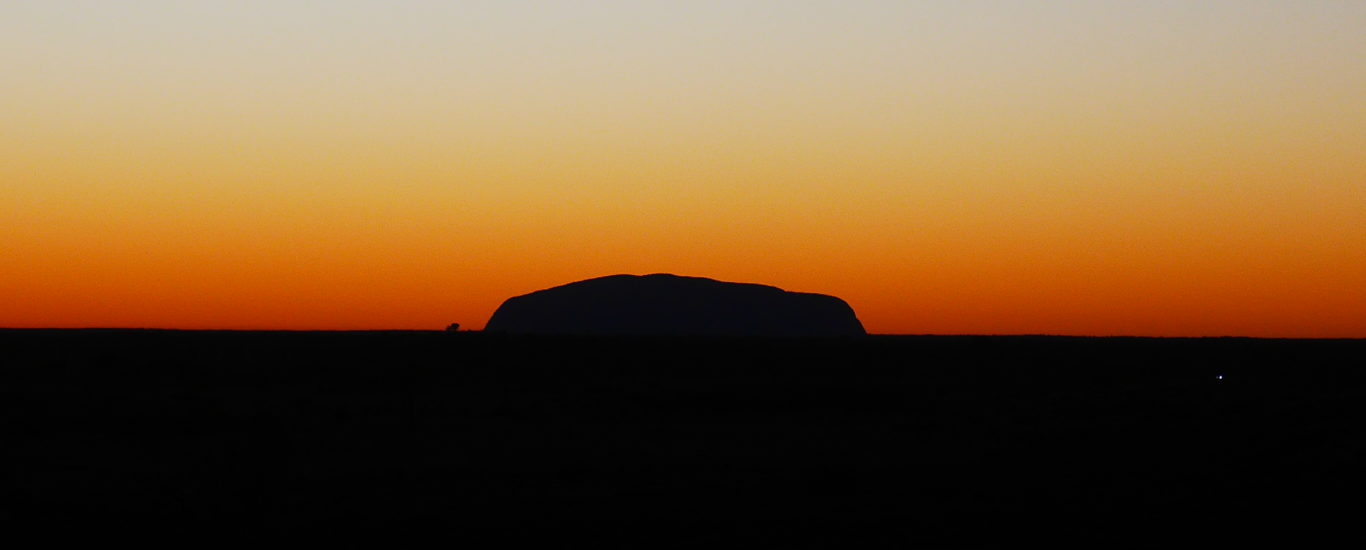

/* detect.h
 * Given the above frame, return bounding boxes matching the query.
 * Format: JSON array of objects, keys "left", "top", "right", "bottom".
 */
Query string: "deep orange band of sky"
[{"left": 3, "top": 2, "right": 1364, "bottom": 336}]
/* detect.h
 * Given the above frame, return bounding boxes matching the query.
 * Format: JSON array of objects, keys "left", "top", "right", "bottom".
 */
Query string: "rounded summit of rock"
[{"left": 485, "top": 274, "right": 865, "bottom": 337}]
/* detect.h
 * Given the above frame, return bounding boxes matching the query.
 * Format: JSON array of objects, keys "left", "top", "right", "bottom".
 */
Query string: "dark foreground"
[{"left": 4, "top": 330, "right": 1364, "bottom": 545}]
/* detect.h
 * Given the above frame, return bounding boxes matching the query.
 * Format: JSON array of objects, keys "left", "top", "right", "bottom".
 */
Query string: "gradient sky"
[{"left": 3, "top": 1, "right": 1364, "bottom": 336}]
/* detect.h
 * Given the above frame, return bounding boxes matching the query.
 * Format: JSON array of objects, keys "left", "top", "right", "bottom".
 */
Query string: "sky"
[{"left": 3, "top": 1, "right": 1364, "bottom": 336}]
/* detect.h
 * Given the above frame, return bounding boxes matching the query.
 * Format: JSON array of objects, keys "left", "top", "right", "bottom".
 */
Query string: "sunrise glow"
[{"left": 4, "top": 1, "right": 1364, "bottom": 336}]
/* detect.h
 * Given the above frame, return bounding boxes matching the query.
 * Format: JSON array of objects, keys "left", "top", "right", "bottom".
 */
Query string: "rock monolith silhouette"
[{"left": 485, "top": 274, "right": 865, "bottom": 336}]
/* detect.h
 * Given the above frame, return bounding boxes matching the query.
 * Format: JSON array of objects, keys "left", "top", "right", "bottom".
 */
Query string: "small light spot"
[{"left": 1216, "top": 375, "right": 1224, "bottom": 380}]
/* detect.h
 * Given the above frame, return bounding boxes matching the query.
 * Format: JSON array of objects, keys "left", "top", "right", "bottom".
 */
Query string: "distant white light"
[{"left": 1216, "top": 375, "right": 1224, "bottom": 380}]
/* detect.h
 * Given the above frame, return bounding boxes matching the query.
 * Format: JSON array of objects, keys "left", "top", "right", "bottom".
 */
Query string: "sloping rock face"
[{"left": 485, "top": 274, "right": 865, "bottom": 336}]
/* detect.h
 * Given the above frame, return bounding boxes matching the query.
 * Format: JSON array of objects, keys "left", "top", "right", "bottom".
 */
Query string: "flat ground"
[{"left": 3, "top": 330, "right": 1363, "bottom": 545}]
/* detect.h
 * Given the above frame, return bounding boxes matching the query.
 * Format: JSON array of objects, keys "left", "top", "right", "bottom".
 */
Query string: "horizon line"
[{"left": 2, "top": 327, "right": 1362, "bottom": 341}]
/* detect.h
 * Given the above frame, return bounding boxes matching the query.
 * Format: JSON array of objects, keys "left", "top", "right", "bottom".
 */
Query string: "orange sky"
[{"left": 3, "top": 2, "right": 1364, "bottom": 336}]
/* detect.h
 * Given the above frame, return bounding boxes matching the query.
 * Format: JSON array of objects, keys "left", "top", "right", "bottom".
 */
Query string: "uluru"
[{"left": 485, "top": 274, "right": 866, "bottom": 337}]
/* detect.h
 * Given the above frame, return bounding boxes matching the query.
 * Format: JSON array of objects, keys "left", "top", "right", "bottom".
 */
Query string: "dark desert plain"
[
  {"left": 6, "top": 327, "right": 1366, "bottom": 545},
  {"left": 6, "top": 1, "right": 1366, "bottom": 546}
]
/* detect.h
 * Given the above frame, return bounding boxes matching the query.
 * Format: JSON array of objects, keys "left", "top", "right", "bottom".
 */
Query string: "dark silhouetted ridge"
[{"left": 485, "top": 273, "right": 865, "bottom": 336}]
